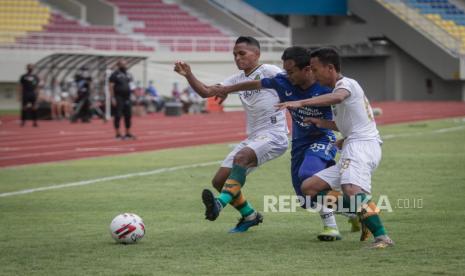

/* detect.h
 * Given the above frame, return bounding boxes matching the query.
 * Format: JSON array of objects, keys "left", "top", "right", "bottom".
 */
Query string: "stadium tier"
[
  {"left": 404, "top": 0, "right": 465, "bottom": 52},
  {"left": 0, "top": 0, "right": 153, "bottom": 51},
  {"left": 105, "top": 0, "right": 230, "bottom": 51}
]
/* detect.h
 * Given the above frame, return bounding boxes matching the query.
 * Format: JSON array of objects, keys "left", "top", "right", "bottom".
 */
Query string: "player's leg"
[
  {"left": 228, "top": 134, "right": 288, "bottom": 232},
  {"left": 31, "top": 97, "right": 38, "bottom": 127},
  {"left": 203, "top": 146, "right": 257, "bottom": 221},
  {"left": 297, "top": 154, "right": 342, "bottom": 240},
  {"left": 340, "top": 141, "right": 393, "bottom": 248},
  {"left": 211, "top": 167, "right": 231, "bottom": 192},
  {"left": 114, "top": 98, "right": 123, "bottom": 138},
  {"left": 20, "top": 97, "right": 27, "bottom": 126},
  {"left": 123, "top": 100, "right": 134, "bottom": 139}
]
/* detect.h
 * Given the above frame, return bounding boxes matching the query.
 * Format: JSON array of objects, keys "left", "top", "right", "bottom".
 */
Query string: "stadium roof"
[{"left": 33, "top": 53, "right": 147, "bottom": 85}]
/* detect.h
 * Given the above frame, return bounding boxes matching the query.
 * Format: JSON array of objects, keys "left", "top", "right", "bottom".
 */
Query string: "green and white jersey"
[
  {"left": 222, "top": 64, "right": 288, "bottom": 137},
  {"left": 333, "top": 77, "right": 382, "bottom": 144}
]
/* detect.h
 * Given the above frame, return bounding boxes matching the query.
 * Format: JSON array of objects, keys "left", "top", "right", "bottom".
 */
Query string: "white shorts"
[
  {"left": 221, "top": 131, "right": 289, "bottom": 174},
  {"left": 315, "top": 140, "right": 382, "bottom": 193}
]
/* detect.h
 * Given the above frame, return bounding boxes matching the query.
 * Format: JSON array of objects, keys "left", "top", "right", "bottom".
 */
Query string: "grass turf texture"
[{"left": 1, "top": 118, "right": 464, "bottom": 275}]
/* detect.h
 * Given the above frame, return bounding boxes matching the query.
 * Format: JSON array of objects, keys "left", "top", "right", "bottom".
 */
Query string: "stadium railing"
[{"left": 0, "top": 32, "right": 290, "bottom": 53}]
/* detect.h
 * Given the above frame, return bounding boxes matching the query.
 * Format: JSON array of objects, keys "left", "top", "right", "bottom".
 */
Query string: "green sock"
[
  {"left": 217, "top": 192, "right": 233, "bottom": 207},
  {"left": 363, "top": 214, "right": 387, "bottom": 237},
  {"left": 355, "top": 193, "right": 387, "bottom": 238},
  {"left": 217, "top": 164, "right": 247, "bottom": 207},
  {"left": 236, "top": 200, "right": 255, "bottom": 217}
]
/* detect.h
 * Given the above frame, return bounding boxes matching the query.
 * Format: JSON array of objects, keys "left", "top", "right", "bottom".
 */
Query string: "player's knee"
[
  {"left": 233, "top": 151, "right": 254, "bottom": 167},
  {"left": 300, "top": 178, "right": 318, "bottom": 197}
]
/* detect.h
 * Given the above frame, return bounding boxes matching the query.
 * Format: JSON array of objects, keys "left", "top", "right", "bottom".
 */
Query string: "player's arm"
[
  {"left": 109, "top": 81, "right": 116, "bottom": 106},
  {"left": 223, "top": 81, "right": 262, "bottom": 94},
  {"left": 174, "top": 61, "right": 220, "bottom": 98},
  {"left": 275, "top": 88, "right": 350, "bottom": 110},
  {"left": 34, "top": 77, "right": 40, "bottom": 96},
  {"left": 303, "top": 117, "right": 339, "bottom": 131}
]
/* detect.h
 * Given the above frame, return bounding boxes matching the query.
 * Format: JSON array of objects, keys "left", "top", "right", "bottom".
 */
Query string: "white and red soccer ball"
[{"left": 109, "top": 213, "right": 145, "bottom": 244}]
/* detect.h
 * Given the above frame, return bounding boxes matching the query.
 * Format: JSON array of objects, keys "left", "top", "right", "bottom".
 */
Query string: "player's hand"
[
  {"left": 333, "top": 138, "right": 345, "bottom": 150},
  {"left": 212, "top": 84, "right": 228, "bottom": 98},
  {"left": 303, "top": 117, "right": 323, "bottom": 128},
  {"left": 209, "top": 84, "right": 227, "bottom": 104},
  {"left": 174, "top": 61, "right": 191, "bottom": 77},
  {"left": 274, "top": 101, "right": 302, "bottom": 111}
]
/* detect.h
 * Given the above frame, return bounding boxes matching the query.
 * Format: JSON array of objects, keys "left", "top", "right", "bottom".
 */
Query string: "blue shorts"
[{"left": 290, "top": 143, "right": 336, "bottom": 208}]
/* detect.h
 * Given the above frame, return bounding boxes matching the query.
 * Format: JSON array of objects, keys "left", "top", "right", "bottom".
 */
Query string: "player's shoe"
[
  {"left": 317, "top": 226, "right": 342, "bottom": 241},
  {"left": 369, "top": 235, "right": 394, "bottom": 249},
  {"left": 228, "top": 212, "right": 263, "bottom": 233},
  {"left": 201, "top": 189, "right": 221, "bottom": 221},
  {"left": 348, "top": 216, "right": 361, "bottom": 232},
  {"left": 124, "top": 133, "right": 136, "bottom": 140}
]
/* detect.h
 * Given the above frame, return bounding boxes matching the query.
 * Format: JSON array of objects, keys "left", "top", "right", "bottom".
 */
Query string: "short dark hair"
[
  {"left": 310, "top": 47, "right": 341, "bottom": 72},
  {"left": 235, "top": 36, "right": 260, "bottom": 50},
  {"left": 281, "top": 46, "right": 311, "bottom": 69}
]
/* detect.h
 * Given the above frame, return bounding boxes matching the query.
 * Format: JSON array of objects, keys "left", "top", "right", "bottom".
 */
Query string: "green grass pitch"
[{"left": 1, "top": 118, "right": 465, "bottom": 275}]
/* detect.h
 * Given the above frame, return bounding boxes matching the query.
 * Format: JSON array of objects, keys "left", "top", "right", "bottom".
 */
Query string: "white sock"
[
  {"left": 244, "top": 211, "right": 257, "bottom": 221},
  {"left": 318, "top": 204, "right": 338, "bottom": 229}
]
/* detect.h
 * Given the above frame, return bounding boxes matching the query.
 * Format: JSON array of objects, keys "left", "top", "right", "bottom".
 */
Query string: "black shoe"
[
  {"left": 33, "top": 122, "right": 38, "bottom": 127},
  {"left": 202, "top": 189, "right": 221, "bottom": 221},
  {"left": 124, "top": 133, "right": 136, "bottom": 140},
  {"left": 115, "top": 134, "right": 123, "bottom": 140}
]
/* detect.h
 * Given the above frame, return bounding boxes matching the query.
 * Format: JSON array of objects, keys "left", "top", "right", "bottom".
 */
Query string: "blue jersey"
[{"left": 261, "top": 73, "right": 336, "bottom": 161}]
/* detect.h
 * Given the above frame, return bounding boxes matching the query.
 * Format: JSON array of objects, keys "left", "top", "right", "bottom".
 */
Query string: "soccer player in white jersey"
[
  {"left": 275, "top": 48, "right": 394, "bottom": 248},
  {"left": 174, "top": 36, "right": 289, "bottom": 233}
]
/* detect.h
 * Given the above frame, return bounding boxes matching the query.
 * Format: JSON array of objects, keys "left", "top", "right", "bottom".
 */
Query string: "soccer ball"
[{"left": 109, "top": 213, "right": 145, "bottom": 244}]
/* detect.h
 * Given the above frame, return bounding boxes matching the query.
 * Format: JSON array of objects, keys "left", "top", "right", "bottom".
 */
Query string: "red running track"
[{"left": 0, "top": 101, "right": 464, "bottom": 168}]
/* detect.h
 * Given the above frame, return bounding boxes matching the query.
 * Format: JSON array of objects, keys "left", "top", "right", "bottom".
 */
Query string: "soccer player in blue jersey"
[{"left": 216, "top": 46, "right": 359, "bottom": 241}]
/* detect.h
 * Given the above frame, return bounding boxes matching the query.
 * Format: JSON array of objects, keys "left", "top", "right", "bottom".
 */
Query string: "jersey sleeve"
[
  {"left": 262, "top": 64, "right": 283, "bottom": 78},
  {"left": 221, "top": 74, "right": 237, "bottom": 86},
  {"left": 261, "top": 73, "right": 286, "bottom": 91},
  {"left": 334, "top": 78, "right": 352, "bottom": 97}
]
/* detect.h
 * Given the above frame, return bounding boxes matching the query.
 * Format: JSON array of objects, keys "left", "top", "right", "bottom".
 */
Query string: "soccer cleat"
[
  {"left": 317, "top": 226, "right": 342, "bottom": 241},
  {"left": 201, "top": 189, "right": 221, "bottom": 221},
  {"left": 348, "top": 216, "right": 361, "bottom": 233},
  {"left": 124, "top": 133, "right": 136, "bottom": 140},
  {"left": 228, "top": 212, "right": 263, "bottom": 233},
  {"left": 369, "top": 235, "right": 394, "bottom": 249}
]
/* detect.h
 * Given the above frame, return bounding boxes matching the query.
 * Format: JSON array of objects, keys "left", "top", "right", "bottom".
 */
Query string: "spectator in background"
[
  {"left": 71, "top": 66, "right": 92, "bottom": 123},
  {"left": 171, "top": 81, "right": 181, "bottom": 101},
  {"left": 59, "top": 81, "right": 73, "bottom": 119},
  {"left": 184, "top": 85, "right": 205, "bottom": 113},
  {"left": 145, "top": 80, "right": 164, "bottom": 112},
  {"left": 109, "top": 60, "right": 136, "bottom": 140},
  {"left": 18, "top": 64, "right": 40, "bottom": 127},
  {"left": 50, "top": 78, "right": 72, "bottom": 120},
  {"left": 132, "top": 81, "right": 147, "bottom": 116}
]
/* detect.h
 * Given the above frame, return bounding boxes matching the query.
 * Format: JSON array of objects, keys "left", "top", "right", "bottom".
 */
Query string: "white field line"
[
  {"left": 381, "top": 125, "right": 465, "bottom": 139},
  {"left": 1, "top": 124, "right": 464, "bottom": 198},
  {"left": 0, "top": 161, "right": 220, "bottom": 198}
]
